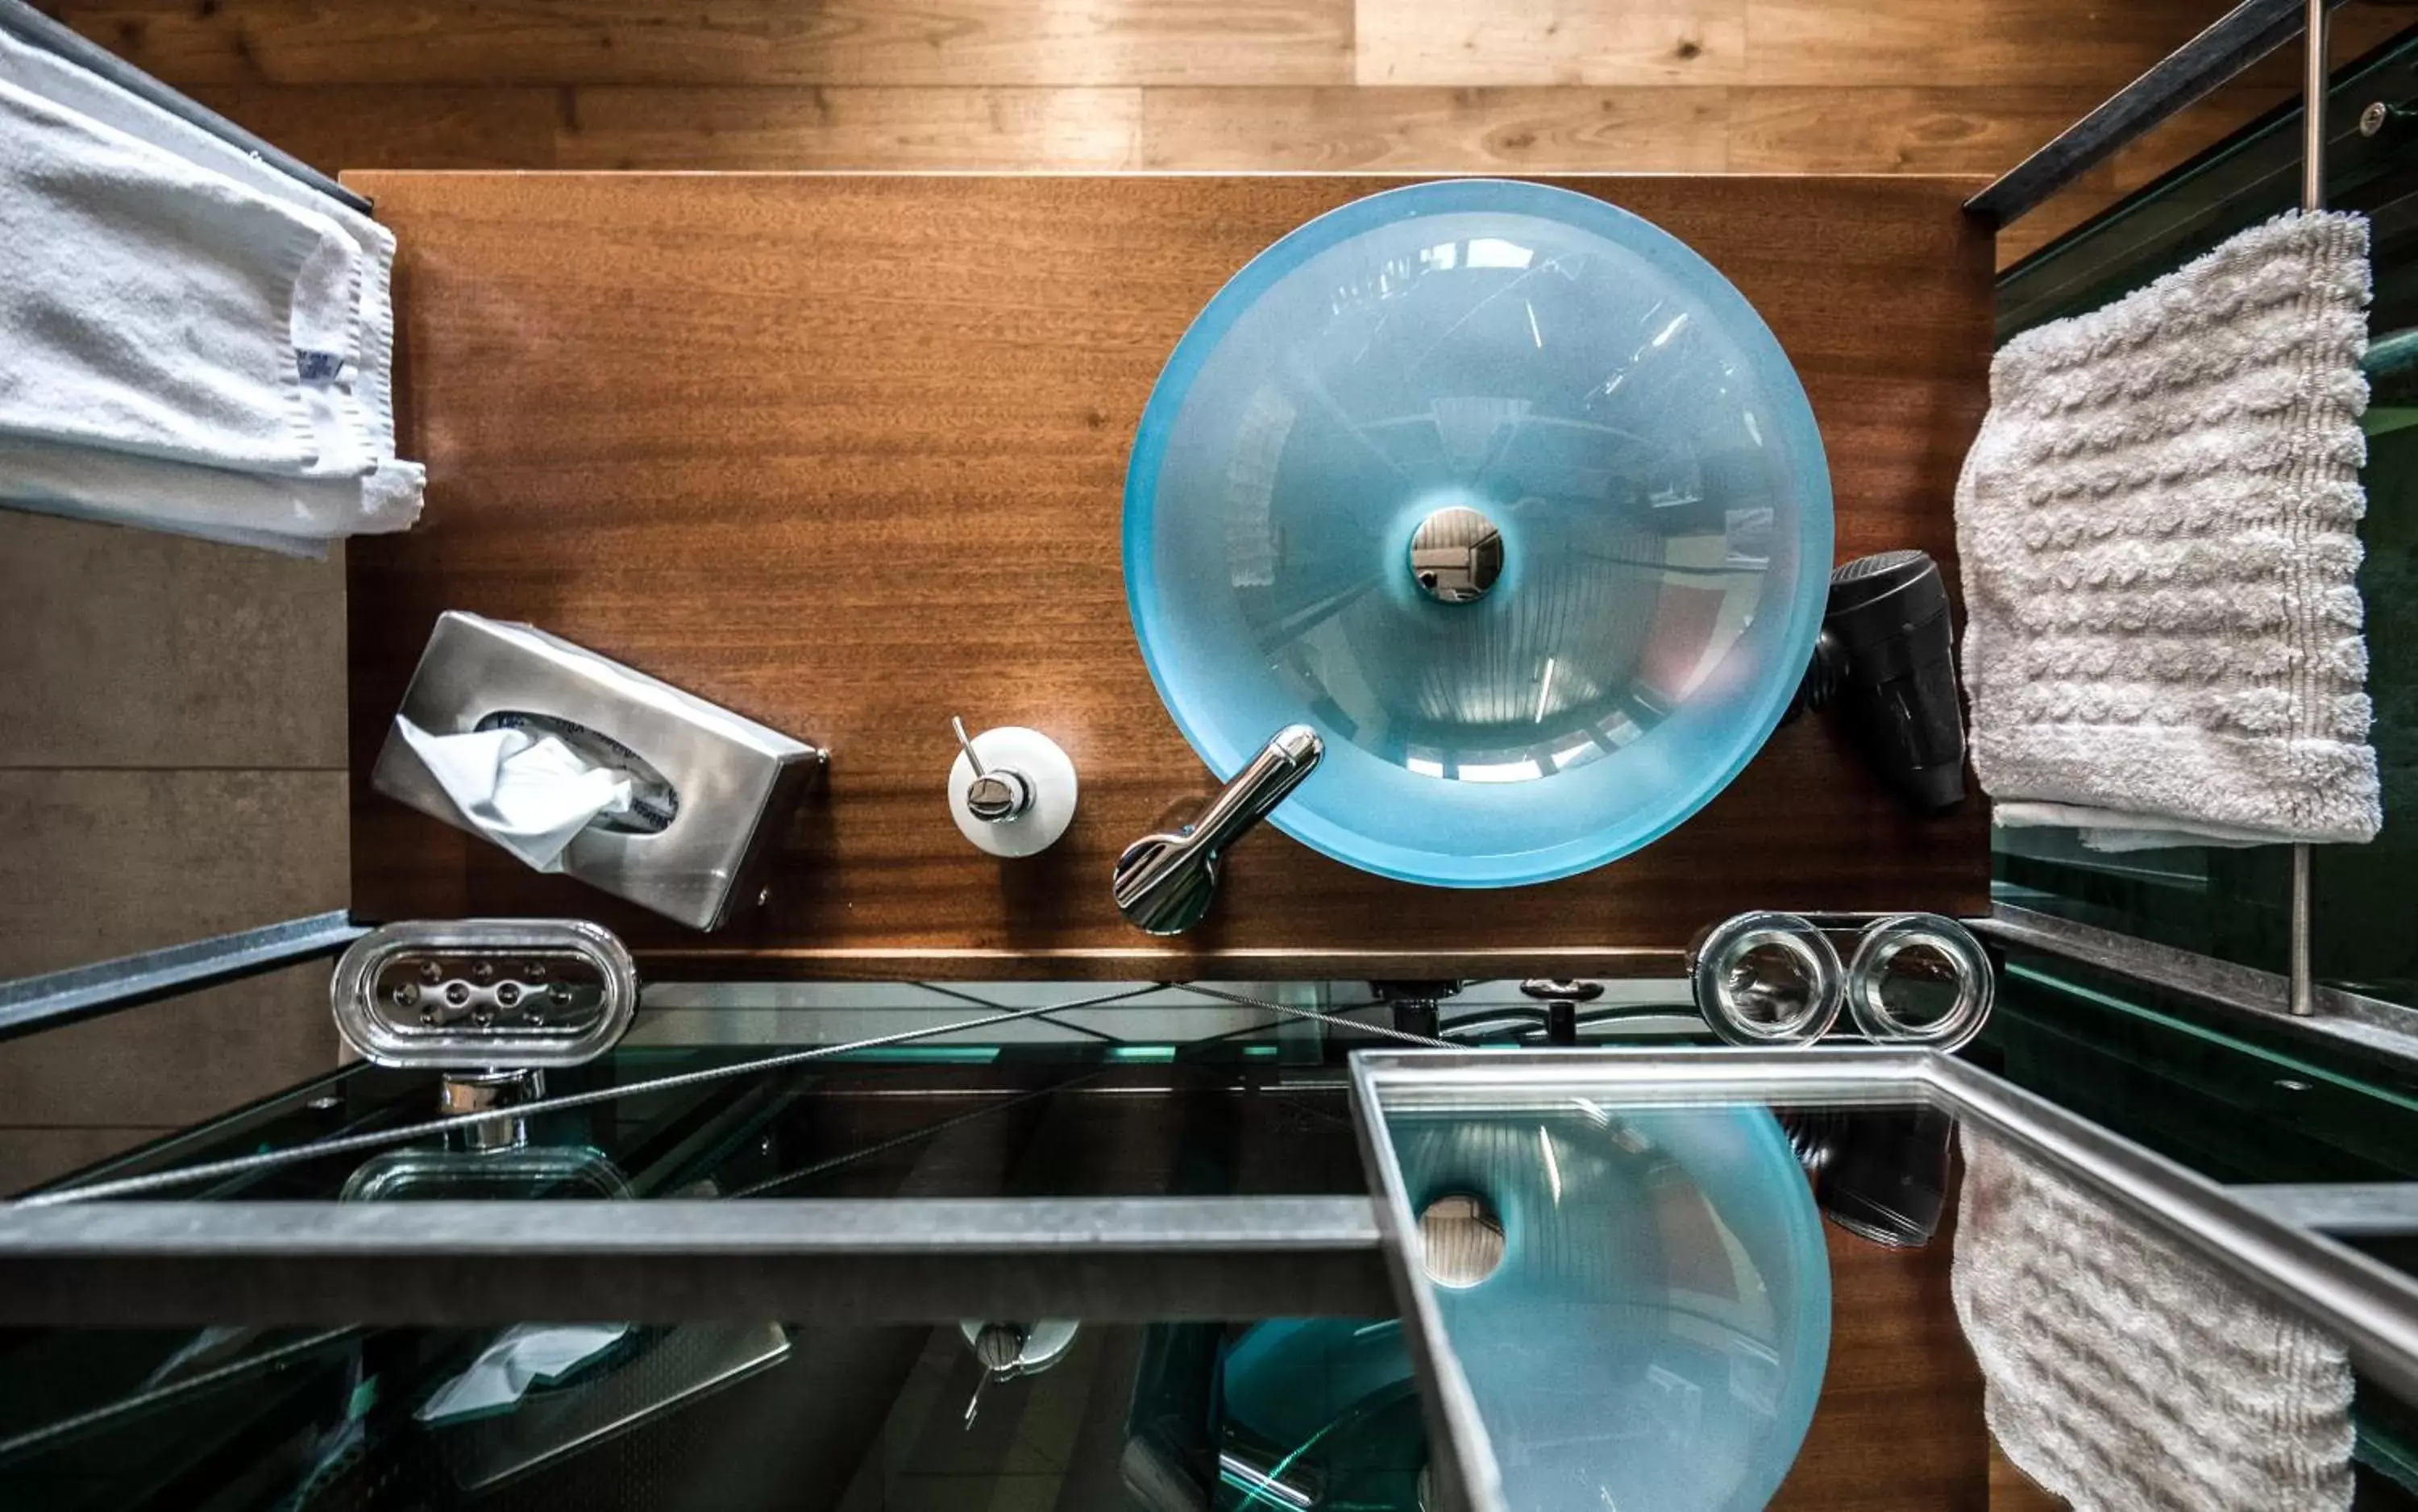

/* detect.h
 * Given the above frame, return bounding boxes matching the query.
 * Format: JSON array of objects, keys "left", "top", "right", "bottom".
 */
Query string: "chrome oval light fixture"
[
  {"left": 1692, "top": 911, "right": 1844, "bottom": 1047},
  {"left": 331, "top": 918, "right": 638, "bottom": 1070},
  {"left": 1844, "top": 913, "right": 1993, "bottom": 1052}
]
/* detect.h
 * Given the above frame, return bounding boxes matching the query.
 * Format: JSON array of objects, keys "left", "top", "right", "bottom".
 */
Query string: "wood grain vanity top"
[{"left": 344, "top": 172, "right": 1992, "bottom": 980}]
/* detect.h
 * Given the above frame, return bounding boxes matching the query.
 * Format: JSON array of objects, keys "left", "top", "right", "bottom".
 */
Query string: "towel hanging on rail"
[
  {"left": 0, "top": 78, "right": 372, "bottom": 474},
  {"left": 1955, "top": 1132, "right": 2355, "bottom": 1510},
  {"left": 1955, "top": 211, "right": 2380, "bottom": 850},
  {"left": 0, "top": 27, "right": 420, "bottom": 550}
]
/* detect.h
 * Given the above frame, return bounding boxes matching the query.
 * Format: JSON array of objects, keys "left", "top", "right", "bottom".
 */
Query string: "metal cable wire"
[
  {"left": 0, "top": 1326, "right": 359, "bottom": 1460},
  {"left": 15, "top": 981, "right": 1435, "bottom": 1207},
  {"left": 720, "top": 1071, "right": 1103, "bottom": 1202},
  {"left": 1179, "top": 983, "right": 1454, "bottom": 1048},
  {"left": 908, "top": 980, "right": 1124, "bottom": 1043},
  {"left": 719, "top": 987, "right": 1429, "bottom": 1199},
  {"left": 17, "top": 983, "right": 1171, "bottom": 1207}
]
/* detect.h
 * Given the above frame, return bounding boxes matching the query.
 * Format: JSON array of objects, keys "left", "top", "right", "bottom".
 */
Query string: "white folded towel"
[
  {"left": 0, "top": 30, "right": 420, "bottom": 546},
  {"left": 0, "top": 432, "right": 422, "bottom": 555},
  {"left": 0, "top": 27, "right": 403, "bottom": 476},
  {"left": 1955, "top": 1132, "right": 2354, "bottom": 1510},
  {"left": 0, "top": 78, "right": 365, "bottom": 474},
  {"left": 1956, "top": 211, "right": 2381, "bottom": 850}
]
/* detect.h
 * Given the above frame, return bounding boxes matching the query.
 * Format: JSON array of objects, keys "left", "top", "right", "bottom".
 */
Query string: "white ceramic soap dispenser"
[{"left": 947, "top": 717, "right": 1077, "bottom": 858}]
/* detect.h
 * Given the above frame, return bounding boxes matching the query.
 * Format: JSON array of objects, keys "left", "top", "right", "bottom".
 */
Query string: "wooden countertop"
[{"left": 347, "top": 172, "right": 1992, "bottom": 979}]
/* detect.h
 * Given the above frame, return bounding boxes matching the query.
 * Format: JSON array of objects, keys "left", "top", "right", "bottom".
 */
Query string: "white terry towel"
[
  {"left": 1955, "top": 211, "right": 2380, "bottom": 850},
  {"left": 0, "top": 431, "right": 422, "bottom": 552},
  {"left": 0, "top": 27, "right": 404, "bottom": 473},
  {"left": 1955, "top": 1132, "right": 2355, "bottom": 1511},
  {"left": 0, "top": 29, "right": 421, "bottom": 546},
  {"left": 0, "top": 77, "right": 365, "bottom": 474}
]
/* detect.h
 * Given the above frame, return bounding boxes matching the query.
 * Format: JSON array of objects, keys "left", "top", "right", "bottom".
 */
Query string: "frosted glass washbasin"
[
  {"left": 1215, "top": 1105, "right": 1832, "bottom": 1512},
  {"left": 1390, "top": 1105, "right": 1830, "bottom": 1511},
  {"left": 1124, "top": 181, "right": 1833, "bottom": 887}
]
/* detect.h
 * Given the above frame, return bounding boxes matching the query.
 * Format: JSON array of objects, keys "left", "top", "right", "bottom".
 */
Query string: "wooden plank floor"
[{"left": 39, "top": 1, "right": 2416, "bottom": 265}]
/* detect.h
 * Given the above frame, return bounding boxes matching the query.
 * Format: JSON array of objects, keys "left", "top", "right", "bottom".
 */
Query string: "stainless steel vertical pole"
[
  {"left": 2290, "top": 0, "right": 2326, "bottom": 1016},
  {"left": 2304, "top": 0, "right": 2329, "bottom": 212},
  {"left": 2291, "top": 842, "right": 2316, "bottom": 1014}
]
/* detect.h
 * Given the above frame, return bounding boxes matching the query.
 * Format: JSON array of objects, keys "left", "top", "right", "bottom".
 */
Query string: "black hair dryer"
[{"left": 1787, "top": 549, "right": 1967, "bottom": 812}]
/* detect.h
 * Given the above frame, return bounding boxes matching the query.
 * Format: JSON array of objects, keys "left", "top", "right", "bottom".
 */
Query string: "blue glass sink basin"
[
  {"left": 1216, "top": 1105, "right": 1831, "bottom": 1511},
  {"left": 1391, "top": 1105, "right": 1830, "bottom": 1510},
  {"left": 1124, "top": 181, "right": 1833, "bottom": 886}
]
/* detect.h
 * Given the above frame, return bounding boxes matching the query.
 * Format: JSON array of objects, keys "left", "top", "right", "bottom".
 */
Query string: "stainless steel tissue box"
[{"left": 372, "top": 612, "right": 825, "bottom": 931}]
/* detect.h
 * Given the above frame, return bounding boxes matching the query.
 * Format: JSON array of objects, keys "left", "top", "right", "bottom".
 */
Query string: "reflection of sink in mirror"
[
  {"left": 1125, "top": 180, "right": 1833, "bottom": 887},
  {"left": 1202, "top": 1103, "right": 1830, "bottom": 1511},
  {"left": 1215, "top": 1317, "right": 1427, "bottom": 1510},
  {"left": 1390, "top": 1104, "right": 1830, "bottom": 1510}
]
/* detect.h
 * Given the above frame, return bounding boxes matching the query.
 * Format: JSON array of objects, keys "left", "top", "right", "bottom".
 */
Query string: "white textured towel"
[
  {"left": 1955, "top": 1132, "right": 2355, "bottom": 1511},
  {"left": 0, "top": 27, "right": 404, "bottom": 476},
  {"left": 0, "top": 432, "right": 422, "bottom": 555},
  {"left": 1956, "top": 211, "right": 2380, "bottom": 849},
  {"left": 0, "top": 30, "right": 420, "bottom": 546},
  {"left": 0, "top": 77, "right": 362, "bottom": 473}
]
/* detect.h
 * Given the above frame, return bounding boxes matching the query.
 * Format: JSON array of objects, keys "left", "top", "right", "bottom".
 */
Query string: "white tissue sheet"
[
  {"left": 416, "top": 1323, "right": 633, "bottom": 1426},
  {"left": 395, "top": 718, "right": 633, "bottom": 873}
]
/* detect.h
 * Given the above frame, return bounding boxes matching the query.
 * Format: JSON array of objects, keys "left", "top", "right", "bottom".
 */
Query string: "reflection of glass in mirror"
[
  {"left": 1818, "top": 1106, "right": 1955, "bottom": 1249},
  {"left": 1418, "top": 1192, "right": 1506, "bottom": 1289}
]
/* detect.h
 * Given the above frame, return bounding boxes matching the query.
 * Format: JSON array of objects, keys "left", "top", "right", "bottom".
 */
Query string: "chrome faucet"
[{"left": 1113, "top": 725, "right": 1323, "bottom": 935}]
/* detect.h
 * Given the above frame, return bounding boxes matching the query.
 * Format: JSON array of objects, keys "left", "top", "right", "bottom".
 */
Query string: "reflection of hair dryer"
[
  {"left": 1789, "top": 549, "right": 1967, "bottom": 812},
  {"left": 1781, "top": 1104, "right": 1956, "bottom": 1248}
]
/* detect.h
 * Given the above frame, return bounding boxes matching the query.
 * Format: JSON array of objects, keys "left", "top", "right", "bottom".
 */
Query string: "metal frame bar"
[
  {"left": 0, "top": 1195, "right": 1393, "bottom": 1326},
  {"left": 1347, "top": 1046, "right": 2418, "bottom": 1512},
  {"left": 2291, "top": 0, "right": 2328, "bottom": 1016},
  {"left": 1967, "top": 0, "right": 2342, "bottom": 227},
  {"left": 0, "top": 0, "right": 369, "bottom": 214},
  {"left": 1975, "top": 902, "right": 2418, "bottom": 1058},
  {"left": 1346, "top": 1058, "right": 1506, "bottom": 1512},
  {"left": 2234, "top": 1183, "right": 2418, "bottom": 1236},
  {"left": 0, "top": 910, "right": 363, "bottom": 1042}
]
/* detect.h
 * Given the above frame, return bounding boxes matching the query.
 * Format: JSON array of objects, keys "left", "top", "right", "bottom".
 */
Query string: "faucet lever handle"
[{"left": 1113, "top": 725, "right": 1322, "bottom": 936}]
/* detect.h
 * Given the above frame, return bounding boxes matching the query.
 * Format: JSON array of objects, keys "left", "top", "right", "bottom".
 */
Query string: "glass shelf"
[{"left": 10, "top": 1002, "right": 2418, "bottom": 1508}]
